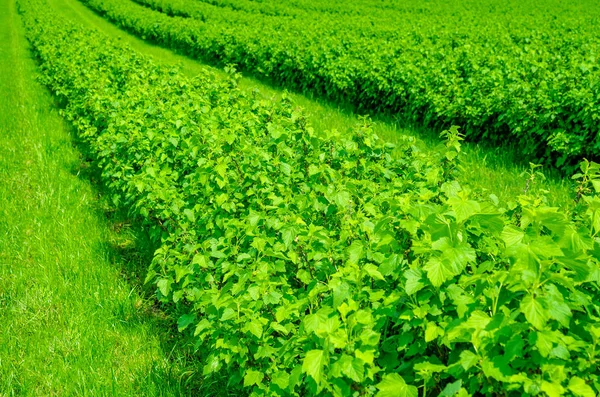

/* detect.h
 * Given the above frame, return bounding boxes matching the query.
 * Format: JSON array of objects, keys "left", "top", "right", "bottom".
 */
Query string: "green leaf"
[
  {"left": 544, "top": 285, "right": 572, "bottom": 327},
  {"left": 433, "top": 238, "right": 476, "bottom": 274},
  {"left": 459, "top": 350, "right": 479, "bottom": 370},
  {"left": 347, "top": 240, "right": 364, "bottom": 265},
  {"left": 534, "top": 330, "right": 556, "bottom": 357},
  {"left": 264, "top": 290, "right": 283, "bottom": 305},
  {"left": 424, "top": 322, "right": 443, "bottom": 342},
  {"left": 364, "top": 263, "right": 385, "bottom": 281},
  {"left": 281, "top": 226, "right": 296, "bottom": 249},
  {"left": 501, "top": 225, "right": 524, "bottom": 247},
  {"left": 192, "top": 254, "right": 208, "bottom": 268},
  {"left": 423, "top": 256, "right": 453, "bottom": 287},
  {"left": 177, "top": 313, "right": 195, "bottom": 332},
  {"left": 243, "top": 369, "right": 264, "bottom": 387},
  {"left": 202, "top": 354, "right": 220, "bottom": 375},
  {"left": 271, "top": 371, "right": 290, "bottom": 390},
  {"left": 541, "top": 381, "right": 564, "bottom": 397},
  {"left": 471, "top": 213, "right": 505, "bottom": 234},
  {"left": 520, "top": 294, "right": 549, "bottom": 330},
  {"left": 404, "top": 268, "right": 425, "bottom": 295},
  {"left": 289, "top": 365, "right": 304, "bottom": 390},
  {"left": 439, "top": 380, "right": 463, "bottom": 397},
  {"left": 355, "top": 349, "right": 375, "bottom": 366},
  {"left": 414, "top": 361, "right": 447, "bottom": 380},
  {"left": 379, "top": 254, "right": 400, "bottom": 276},
  {"left": 338, "top": 354, "right": 364, "bottom": 383},
  {"left": 375, "top": 373, "right": 418, "bottom": 397},
  {"left": 246, "top": 319, "right": 263, "bottom": 339},
  {"left": 504, "top": 334, "right": 524, "bottom": 361},
  {"left": 302, "top": 350, "right": 326, "bottom": 386},
  {"left": 330, "top": 278, "right": 351, "bottom": 308},
  {"left": 157, "top": 278, "right": 171, "bottom": 297},
  {"left": 448, "top": 194, "right": 480, "bottom": 223},
  {"left": 568, "top": 377, "right": 596, "bottom": 397},
  {"left": 183, "top": 208, "right": 195, "bottom": 222},
  {"left": 334, "top": 190, "right": 352, "bottom": 208},
  {"left": 220, "top": 307, "right": 236, "bottom": 321}
]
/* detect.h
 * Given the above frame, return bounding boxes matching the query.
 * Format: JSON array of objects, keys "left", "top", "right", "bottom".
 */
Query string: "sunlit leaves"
[
  {"left": 375, "top": 374, "right": 418, "bottom": 397},
  {"left": 302, "top": 350, "right": 326, "bottom": 387},
  {"left": 520, "top": 294, "right": 549, "bottom": 330}
]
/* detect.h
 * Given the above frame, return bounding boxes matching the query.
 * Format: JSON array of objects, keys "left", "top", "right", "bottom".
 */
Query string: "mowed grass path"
[
  {"left": 55, "top": 0, "right": 576, "bottom": 207},
  {"left": 0, "top": 0, "right": 208, "bottom": 394}
]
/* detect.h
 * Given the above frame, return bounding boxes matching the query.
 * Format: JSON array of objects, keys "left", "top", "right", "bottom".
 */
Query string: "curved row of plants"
[
  {"left": 80, "top": 0, "right": 600, "bottom": 170},
  {"left": 21, "top": 0, "right": 600, "bottom": 395}
]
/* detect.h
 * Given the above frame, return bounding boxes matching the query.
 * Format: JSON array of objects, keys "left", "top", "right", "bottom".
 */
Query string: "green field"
[
  {"left": 2, "top": 0, "right": 600, "bottom": 396},
  {"left": 78, "top": 0, "right": 600, "bottom": 169}
]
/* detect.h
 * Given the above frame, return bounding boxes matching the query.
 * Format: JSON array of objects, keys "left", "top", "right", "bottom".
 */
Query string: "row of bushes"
[{"left": 84, "top": 0, "right": 600, "bottom": 170}]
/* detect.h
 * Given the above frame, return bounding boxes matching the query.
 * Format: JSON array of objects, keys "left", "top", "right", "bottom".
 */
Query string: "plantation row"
[
  {"left": 78, "top": 0, "right": 600, "bottom": 170},
  {"left": 21, "top": 0, "right": 600, "bottom": 395}
]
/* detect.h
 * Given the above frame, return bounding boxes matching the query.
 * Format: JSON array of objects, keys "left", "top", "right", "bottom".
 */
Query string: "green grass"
[
  {"left": 51, "top": 0, "right": 575, "bottom": 209},
  {"left": 0, "top": 0, "right": 222, "bottom": 394}
]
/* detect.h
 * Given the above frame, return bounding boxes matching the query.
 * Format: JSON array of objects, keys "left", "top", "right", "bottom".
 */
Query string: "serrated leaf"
[
  {"left": 375, "top": 373, "right": 418, "bottom": 397},
  {"left": 414, "top": 361, "right": 447, "bottom": 379},
  {"left": 272, "top": 371, "right": 290, "bottom": 390},
  {"left": 504, "top": 334, "right": 524, "bottom": 361},
  {"left": 364, "top": 263, "right": 385, "bottom": 281},
  {"left": 173, "top": 265, "right": 191, "bottom": 283},
  {"left": 501, "top": 225, "right": 524, "bottom": 247},
  {"left": 355, "top": 349, "right": 375, "bottom": 365},
  {"left": 183, "top": 208, "right": 195, "bottom": 222},
  {"left": 264, "top": 290, "right": 283, "bottom": 305},
  {"left": 330, "top": 278, "right": 350, "bottom": 308},
  {"left": 177, "top": 313, "right": 195, "bottom": 332},
  {"left": 520, "top": 294, "right": 549, "bottom": 330},
  {"left": 404, "top": 268, "right": 425, "bottom": 295},
  {"left": 544, "top": 286, "right": 572, "bottom": 327},
  {"left": 338, "top": 354, "right": 364, "bottom": 383},
  {"left": 194, "top": 319, "right": 211, "bottom": 337},
  {"left": 433, "top": 238, "right": 476, "bottom": 274},
  {"left": 380, "top": 254, "right": 400, "bottom": 276},
  {"left": 541, "top": 381, "right": 564, "bottom": 397},
  {"left": 424, "top": 322, "right": 443, "bottom": 342},
  {"left": 448, "top": 194, "right": 480, "bottom": 223},
  {"left": 202, "top": 354, "right": 220, "bottom": 375},
  {"left": 192, "top": 253, "right": 209, "bottom": 269},
  {"left": 459, "top": 350, "right": 479, "bottom": 370},
  {"left": 157, "top": 278, "right": 171, "bottom": 297},
  {"left": 347, "top": 240, "right": 364, "bottom": 265},
  {"left": 568, "top": 377, "right": 596, "bottom": 397},
  {"left": 423, "top": 256, "right": 453, "bottom": 287},
  {"left": 439, "top": 380, "right": 463, "bottom": 397},
  {"left": 243, "top": 369, "right": 263, "bottom": 387},
  {"left": 535, "top": 330, "right": 556, "bottom": 357},
  {"left": 247, "top": 210, "right": 261, "bottom": 227},
  {"left": 247, "top": 285, "right": 260, "bottom": 300},
  {"left": 246, "top": 319, "right": 263, "bottom": 339},
  {"left": 302, "top": 349, "right": 326, "bottom": 386},
  {"left": 220, "top": 307, "right": 236, "bottom": 321},
  {"left": 281, "top": 226, "right": 296, "bottom": 249}
]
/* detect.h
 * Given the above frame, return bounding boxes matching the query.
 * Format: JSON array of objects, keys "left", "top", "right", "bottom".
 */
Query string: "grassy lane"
[
  {"left": 54, "top": 0, "right": 576, "bottom": 207},
  {"left": 0, "top": 0, "right": 207, "bottom": 395}
]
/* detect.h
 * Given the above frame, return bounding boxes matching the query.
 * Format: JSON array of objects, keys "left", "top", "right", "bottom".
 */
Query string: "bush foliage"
[{"left": 82, "top": 0, "right": 600, "bottom": 169}]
